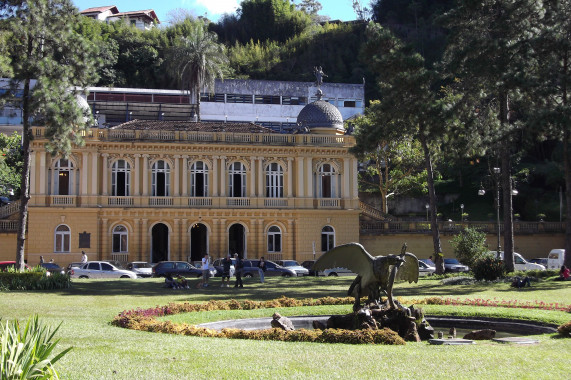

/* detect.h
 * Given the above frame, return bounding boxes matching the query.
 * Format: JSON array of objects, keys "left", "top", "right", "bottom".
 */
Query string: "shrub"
[
  {"left": 512, "top": 269, "right": 559, "bottom": 279},
  {"left": 472, "top": 255, "right": 506, "bottom": 281},
  {"left": 557, "top": 321, "right": 571, "bottom": 337},
  {"left": 0, "top": 271, "right": 70, "bottom": 291},
  {"left": 449, "top": 227, "right": 488, "bottom": 267},
  {"left": 0, "top": 315, "right": 71, "bottom": 379}
]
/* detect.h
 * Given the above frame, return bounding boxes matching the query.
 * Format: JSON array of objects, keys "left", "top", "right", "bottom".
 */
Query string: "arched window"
[
  {"left": 321, "top": 226, "right": 335, "bottom": 252},
  {"left": 228, "top": 162, "right": 246, "bottom": 197},
  {"left": 267, "top": 226, "right": 282, "bottom": 252},
  {"left": 190, "top": 161, "right": 209, "bottom": 197},
  {"left": 318, "top": 163, "right": 336, "bottom": 198},
  {"left": 54, "top": 224, "right": 70, "bottom": 252},
  {"left": 53, "top": 159, "right": 74, "bottom": 195},
  {"left": 112, "top": 225, "right": 128, "bottom": 253},
  {"left": 152, "top": 160, "right": 170, "bottom": 196},
  {"left": 111, "top": 160, "right": 130, "bottom": 196},
  {"left": 265, "top": 163, "right": 283, "bottom": 198}
]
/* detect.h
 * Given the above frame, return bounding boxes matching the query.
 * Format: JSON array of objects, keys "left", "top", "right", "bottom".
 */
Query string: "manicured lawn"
[{"left": 1, "top": 276, "right": 570, "bottom": 379}]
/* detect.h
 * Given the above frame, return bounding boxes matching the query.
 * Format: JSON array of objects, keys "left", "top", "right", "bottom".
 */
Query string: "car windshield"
[
  {"left": 133, "top": 263, "right": 152, "bottom": 269},
  {"left": 281, "top": 261, "right": 299, "bottom": 267},
  {"left": 444, "top": 259, "right": 460, "bottom": 264}
]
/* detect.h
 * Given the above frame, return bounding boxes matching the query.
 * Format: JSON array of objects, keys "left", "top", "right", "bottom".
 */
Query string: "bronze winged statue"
[{"left": 312, "top": 243, "right": 419, "bottom": 310}]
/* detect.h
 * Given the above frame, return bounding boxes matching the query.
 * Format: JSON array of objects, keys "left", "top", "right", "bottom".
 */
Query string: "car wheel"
[
  {"left": 120, "top": 275, "right": 131, "bottom": 278},
  {"left": 282, "top": 273, "right": 292, "bottom": 278},
  {"left": 79, "top": 275, "right": 88, "bottom": 279},
  {"left": 328, "top": 272, "right": 338, "bottom": 277},
  {"left": 244, "top": 273, "right": 253, "bottom": 278}
]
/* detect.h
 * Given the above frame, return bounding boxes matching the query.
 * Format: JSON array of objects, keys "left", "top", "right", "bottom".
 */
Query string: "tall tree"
[
  {"left": 168, "top": 21, "right": 228, "bottom": 121},
  {"left": 1, "top": 0, "right": 99, "bottom": 270},
  {"left": 441, "top": 0, "right": 545, "bottom": 271},
  {"left": 361, "top": 23, "right": 447, "bottom": 273}
]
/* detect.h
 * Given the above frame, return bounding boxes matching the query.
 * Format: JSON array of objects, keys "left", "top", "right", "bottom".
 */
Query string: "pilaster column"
[
  {"left": 133, "top": 154, "right": 140, "bottom": 196},
  {"left": 174, "top": 218, "right": 181, "bottom": 260},
  {"left": 81, "top": 153, "right": 89, "bottom": 196},
  {"left": 182, "top": 156, "right": 189, "bottom": 197},
  {"left": 287, "top": 157, "right": 293, "bottom": 198},
  {"left": 142, "top": 155, "right": 149, "bottom": 196},
  {"left": 174, "top": 155, "right": 181, "bottom": 197},
  {"left": 219, "top": 156, "right": 226, "bottom": 197},
  {"left": 288, "top": 219, "right": 295, "bottom": 260},
  {"left": 90, "top": 152, "right": 98, "bottom": 195},
  {"left": 296, "top": 157, "right": 304, "bottom": 197},
  {"left": 133, "top": 218, "right": 140, "bottom": 261},
  {"left": 39, "top": 152, "right": 46, "bottom": 195},
  {"left": 343, "top": 158, "right": 350, "bottom": 199},
  {"left": 181, "top": 219, "right": 189, "bottom": 261},
  {"left": 250, "top": 156, "right": 256, "bottom": 197},
  {"left": 101, "top": 218, "right": 108, "bottom": 260},
  {"left": 101, "top": 153, "right": 109, "bottom": 196},
  {"left": 257, "top": 157, "right": 264, "bottom": 197},
  {"left": 352, "top": 158, "right": 359, "bottom": 199},
  {"left": 141, "top": 219, "right": 149, "bottom": 261},
  {"left": 29, "top": 151, "right": 36, "bottom": 195},
  {"left": 212, "top": 156, "right": 219, "bottom": 197},
  {"left": 305, "top": 158, "right": 313, "bottom": 198}
]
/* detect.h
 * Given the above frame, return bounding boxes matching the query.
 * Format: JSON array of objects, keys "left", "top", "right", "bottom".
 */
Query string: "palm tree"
[{"left": 168, "top": 22, "right": 228, "bottom": 121}]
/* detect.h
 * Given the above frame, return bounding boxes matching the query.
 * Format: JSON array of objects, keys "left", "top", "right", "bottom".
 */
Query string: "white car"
[
  {"left": 275, "top": 260, "right": 310, "bottom": 276},
  {"left": 418, "top": 260, "right": 436, "bottom": 276},
  {"left": 323, "top": 267, "right": 356, "bottom": 277},
  {"left": 69, "top": 261, "right": 138, "bottom": 279},
  {"left": 488, "top": 251, "right": 546, "bottom": 271},
  {"left": 126, "top": 261, "right": 153, "bottom": 277}
]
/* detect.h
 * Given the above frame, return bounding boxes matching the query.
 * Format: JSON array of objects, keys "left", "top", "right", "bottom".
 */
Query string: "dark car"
[
  {"left": 443, "top": 258, "right": 470, "bottom": 273},
  {"left": 301, "top": 260, "right": 319, "bottom": 276},
  {"left": 40, "top": 262, "right": 65, "bottom": 275},
  {"left": 0, "top": 196, "right": 11, "bottom": 206},
  {"left": 241, "top": 259, "right": 296, "bottom": 278},
  {"left": 152, "top": 261, "right": 208, "bottom": 278}
]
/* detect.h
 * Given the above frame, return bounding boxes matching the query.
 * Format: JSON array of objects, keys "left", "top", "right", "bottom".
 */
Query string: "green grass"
[{"left": 1, "top": 276, "right": 570, "bottom": 379}]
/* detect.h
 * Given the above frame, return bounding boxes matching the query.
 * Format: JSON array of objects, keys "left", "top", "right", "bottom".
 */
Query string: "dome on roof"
[{"left": 296, "top": 97, "right": 344, "bottom": 135}]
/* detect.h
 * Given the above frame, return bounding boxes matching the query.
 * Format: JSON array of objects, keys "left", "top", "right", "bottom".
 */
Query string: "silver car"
[
  {"left": 275, "top": 260, "right": 310, "bottom": 276},
  {"left": 70, "top": 261, "right": 138, "bottom": 279}
]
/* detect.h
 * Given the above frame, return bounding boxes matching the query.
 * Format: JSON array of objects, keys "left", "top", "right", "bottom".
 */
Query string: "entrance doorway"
[
  {"left": 228, "top": 223, "right": 245, "bottom": 258},
  {"left": 190, "top": 223, "right": 208, "bottom": 263},
  {"left": 151, "top": 223, "right": 169, "bottom": 262}
]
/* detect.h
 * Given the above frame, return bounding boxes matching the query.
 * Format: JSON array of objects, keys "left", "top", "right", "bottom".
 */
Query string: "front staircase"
[
  {"left": 359, "top": 200, "right": 391, "bottom": 221},
  {"left": 0, "top": 200, "right": 20, "bottom": 232}
]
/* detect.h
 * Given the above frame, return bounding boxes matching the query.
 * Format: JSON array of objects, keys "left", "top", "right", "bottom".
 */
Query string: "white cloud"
[{"left": 192, "top": 0, "right": 239, "bottom": 16}]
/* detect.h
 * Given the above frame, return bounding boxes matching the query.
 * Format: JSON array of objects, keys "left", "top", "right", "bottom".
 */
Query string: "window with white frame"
[
  {"left": 265, "top": 163, "right": 283, "bottom": 198},
  {"left": 267, "top": 226, "right": 282, "bottom": 252},
  {"left": 318, "top": 163, "right": 336, "bottom": 198},
  {"left": 190, "top": 161, "right": 209, "bottom": 197},
  {"left": 321, "top": 226, "right": 335, "bottom": 252},
  {"left": 53, "top": 159, "right": 74, "bottom": 195},
  {"left": 228, "top": 162, "right": 246, "bottom": 197},
  {"left": 152, "top": 160, "right": 170, "bottom": 196},
  {"left": 111, "top": 160, "right": 130, "bottom": 196},
  {"left": 54, "top": 224, "right": 71, "bottom": 252},
  {"left": 112, "top": 225, "right": 128, "bottom": 253}
]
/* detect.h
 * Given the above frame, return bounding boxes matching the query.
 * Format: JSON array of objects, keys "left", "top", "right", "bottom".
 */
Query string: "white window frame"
[
  {"left": 53, "top": 158, "right": 74, "bottom": 195},
  {"left": 318, "top": 163, "right": 336, "bottom": 198},
  {"left": 152, "top": 160, "right": 170, "bottom": 196},
  {"left": 111, "top": 160, "right": 131, "bottom": 196},
  {"left": 265, "top": 163, "right": 284, "bottom": 198},
  {"left": 267, "top": 225, "right": 282, "bottom": 253},
  {"left": 54, "top": 224, "right": 71, "bottom": 253},
  {"left": 321, "top": 225, "right": 335, "bottom": 252},
  {"left": 228, "top": 162, "right": 246, "bottom": 197},
  {"left": 190, "top": 161, "right": 209, "bottom": 197},
  {"left": 112, "top": 225, "right": 128, "bottom": 253}
]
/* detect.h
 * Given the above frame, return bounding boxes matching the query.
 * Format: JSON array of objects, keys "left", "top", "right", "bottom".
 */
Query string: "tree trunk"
[
  {"left": 16, "top": 76, "right": 32, "bottom": 271},
  {"left": 498, "top": 90, "right": 514, "bottom": 272},
  {"left": 419, "top": 125, "right": 444, "bottom": 274},
  {"left": 563, "top": 53, "right": 571, "bottom": 269}
]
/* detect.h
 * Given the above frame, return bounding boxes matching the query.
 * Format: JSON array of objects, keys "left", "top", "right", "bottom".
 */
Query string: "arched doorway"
[
  {"left": 190, "top": 223, "right": 208, "bottom": 263},
  {"left": 151, "top": 223, "right": 169, "bottom": 263},
  {"left": 228, "top": 223, "right": 245, "bottom": 258}
]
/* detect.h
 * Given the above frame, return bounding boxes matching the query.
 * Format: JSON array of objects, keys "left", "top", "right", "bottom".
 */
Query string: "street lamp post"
[
  {"left": 425, "top": 203, "right": 429, "bottom": 222},
  {"left": 460, "top": 204, "right": 464, "bottom": 222},
  {"left": 479, "top": 168, "right": 502, "bottom": 256}
]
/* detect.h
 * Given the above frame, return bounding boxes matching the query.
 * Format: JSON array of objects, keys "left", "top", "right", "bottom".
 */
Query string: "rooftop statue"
[
  {"left": 313, "top": 66, "right": 327, "bottom": 87},
  {"left": 313, "top": 243, "right": 419, "bottom": 311}
]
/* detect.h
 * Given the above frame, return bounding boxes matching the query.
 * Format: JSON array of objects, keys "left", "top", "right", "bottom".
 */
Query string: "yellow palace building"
[{"left": 24, "top": 93, "right": 360, "bottom": 266}]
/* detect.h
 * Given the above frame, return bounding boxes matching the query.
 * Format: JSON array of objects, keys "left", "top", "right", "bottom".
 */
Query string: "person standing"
[
  {"left": 39, "top": 255, "right": 44, "bottom": 264},
  {"left": 234, "top": 253, "right": 243, "bottom": 288},
  {"left": 221, "top": 253, "right": 232, "bottom": 287},
  {"left": 81, "top": 251, "right": 88, "bottom": 264},
  {"left": 258, "top": 257, "right": 266, "bottom": 283},
  {"left": 201, "top": 254, "right": 210, "bottom": 288}
]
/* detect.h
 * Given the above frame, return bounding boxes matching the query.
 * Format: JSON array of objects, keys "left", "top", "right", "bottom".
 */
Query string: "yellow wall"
[{"left": 0, "top": 233, "right": 18, "bottom": 262}]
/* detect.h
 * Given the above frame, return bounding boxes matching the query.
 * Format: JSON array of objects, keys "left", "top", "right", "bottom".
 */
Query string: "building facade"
[
  {"left": 80, "top": 6, "right": 160, "bottom": 31},
  {"left": 25, "top": 104, "right": 360, "bottom": 265}
]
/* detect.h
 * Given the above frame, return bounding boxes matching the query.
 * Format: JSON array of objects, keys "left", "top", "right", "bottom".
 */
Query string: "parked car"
[
  {"left": 103, "top": 260, "right": 126, "bottom": 269},
  {"left": 443, "top": 258, "right": 470, "bottom": 273},
  {"left": 241, "top": 259, "right": 296, "bottom": 278},
  {"left": 547, "top": 249, "right": 565, "bottom": 270},
  {"left": 126, "top": 261, "right": 153, "bottom": 277},
  {"left": 419, "top": 258, "right": 435, "bottom": 266},
  {"left": 152, "top": 261, "right": 214, "bottom": 278},
  {"left": 529, "top": 258, "right": 548, "bottom": 267},
  {"left": 300, "top": 260, "right": 356, "bottom": 276},
  {"left": 69, "top": 261, "right": 137, "bottom": 279},
  {"left": 418, "top": 260, "right": 435, "bottom": 276},
  {"left": 0, "top": 261, "right": 31, "bottom": 271},
  {"left": 488, "top": 251, "right": 546, "bottom": 271},
  {"left": 0, "top": 196, "right": 11, "bottom": 206},
  {"left": 301, "top": 260, "right": 320, "bottom": 276},
  {"left": 275, "top": 260, "right": 309, "bottom": 276},
  {"left": 66, "top": 262, "right": 84, "bottom": 273},
  {"left": 40, "top": 262, "right": 65, "bottom": 275},
  {"left": 211, "top": 258, "right": 235, "bottom": 277}
]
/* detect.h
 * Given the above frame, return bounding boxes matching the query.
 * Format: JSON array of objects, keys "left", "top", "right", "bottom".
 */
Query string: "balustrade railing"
[
  {"left": 110, "top": 253, "right": 129, "bottom": 264},
  {"left": 360, "top": 220, "right": 566, "bottom": 234},
  {"left": 108, "top": 197, "right": 134, "bottom": 206},
  {"left": 264, "top": 198, "right": 289, "bottom": 207},
  {"left": 319, "top": 198, "right": 340, "bottom": 208},
  {"left": 227, "top": 197, "right": 251, "bottom": 207},
  {"left": 0, "top": 200, "right": 20, "bottom": 219},
  {"left": 0, "top": 220, "right": 18, "bottom": 231},
  {"left": 148, "top": 197, "right": 174, "bottom": 206},
  {"left": 50, "top": 196, "right": 76, "bottom": 206},
  {"left": 188, "top": 197, "right": 213, "bottom": 207}
]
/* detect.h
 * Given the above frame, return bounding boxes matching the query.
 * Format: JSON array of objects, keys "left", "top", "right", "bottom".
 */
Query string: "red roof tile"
[{"left": 80, "top": 5, "right": 118, "bottom": 14}]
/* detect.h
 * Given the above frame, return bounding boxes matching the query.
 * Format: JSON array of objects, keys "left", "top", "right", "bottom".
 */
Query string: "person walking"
[
  {"left": 81, "top": 251, "right": 88, "bottom": 264},
  {"left": 258, "top": 256, "right": 266, "bottom": 283},
  {"left": 221, "top": 253, "right": 232, "bottom": 287},
  {"left": 201, "top": 254, "right": 210, "bottom": 288},
  {"left": 234, "top": 253, "right": 243, "bottom": 288},
  {"left": 39, "top": 255, "right": 44, "bottom": 264}
]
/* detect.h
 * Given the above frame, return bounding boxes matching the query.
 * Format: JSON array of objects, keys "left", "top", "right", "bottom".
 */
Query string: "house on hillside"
[{"left": 80, "top": 6, "right": 160, "bottom": 30}]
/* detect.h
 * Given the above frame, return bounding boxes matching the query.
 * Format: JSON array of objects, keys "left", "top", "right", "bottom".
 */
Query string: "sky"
[{"left": 72, "top": 0, "right": 359, "bottom": 25}]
